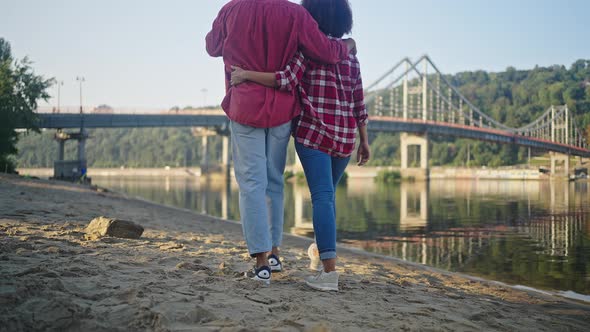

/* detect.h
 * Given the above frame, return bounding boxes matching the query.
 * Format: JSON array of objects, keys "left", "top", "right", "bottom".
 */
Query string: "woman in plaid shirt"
[{"left": 231, "top": 0, "right": 370, "bottom": 291}]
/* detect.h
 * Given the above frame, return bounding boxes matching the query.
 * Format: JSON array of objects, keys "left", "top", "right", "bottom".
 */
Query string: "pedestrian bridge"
[{"left": 24, "top": 55, "right": 590, "bottom": 179}]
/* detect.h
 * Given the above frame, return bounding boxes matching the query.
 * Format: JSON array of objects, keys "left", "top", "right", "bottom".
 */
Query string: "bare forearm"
[
  {"left": 358, "top": 125, "right": 368, "bottom": 143},
  {"left": 243, "top": 71, "right": 278, "bottom": 88}
]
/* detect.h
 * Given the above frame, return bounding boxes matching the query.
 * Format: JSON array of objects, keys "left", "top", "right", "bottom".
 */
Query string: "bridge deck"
[
  {"left": 370, "top": 116, "right": 590, "bottom": 158},
  {"left": 33, "top": 113, "right": 228, "bottom": 129},
  {"left": 28, "top": 113, "right": 590, "bottom": 158}
]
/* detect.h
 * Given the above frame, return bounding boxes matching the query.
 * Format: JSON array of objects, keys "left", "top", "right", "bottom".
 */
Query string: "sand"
[{"left": 0, "top": 173, "right": 589, "bottom": 332}]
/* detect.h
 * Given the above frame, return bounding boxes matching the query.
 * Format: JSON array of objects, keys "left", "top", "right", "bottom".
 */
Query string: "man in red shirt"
[{"left": 206, "top": 0, "right": 355, "bottom": 284}]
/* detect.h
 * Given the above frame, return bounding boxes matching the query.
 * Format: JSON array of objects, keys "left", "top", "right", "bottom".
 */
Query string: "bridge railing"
[{"left": 35, "top": 106, "right": 225, "bottom": 115}]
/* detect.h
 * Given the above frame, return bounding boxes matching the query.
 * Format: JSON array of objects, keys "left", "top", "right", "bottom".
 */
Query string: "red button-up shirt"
[
  {"left": 275, "top": 50, "right": 368, "bottom": 158},
  {"left": 206, "top": 0, "right": 350, "bottom": 128}
]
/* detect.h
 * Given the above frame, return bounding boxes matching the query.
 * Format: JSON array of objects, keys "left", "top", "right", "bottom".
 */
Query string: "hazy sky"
[{"left": 1, "top": 0, "right": 589, "bottom": 110}]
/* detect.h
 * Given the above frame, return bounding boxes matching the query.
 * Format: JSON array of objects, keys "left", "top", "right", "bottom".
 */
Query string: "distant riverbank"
[
  {"left": 17, "top": 166, "right": 551, "bottom": 180},
  {"left": 16, "top": 166, "right": 382, "bottom": 179}
]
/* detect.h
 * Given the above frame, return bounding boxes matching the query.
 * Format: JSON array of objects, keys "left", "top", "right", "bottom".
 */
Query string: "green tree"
[
  {"left": 548, "top": 82, "right": 565, "bottom": 105},
  {"left": 0, "top": 38, "right": 53, "bottom": 172}
]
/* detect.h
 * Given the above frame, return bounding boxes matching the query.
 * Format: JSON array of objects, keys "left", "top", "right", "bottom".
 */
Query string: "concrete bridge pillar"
[
  {"left": 193, "top": 127, "right": 231, "bottom": 177},
  {"left": 201, "top": 135, "right": 209, "bottom": 174},
  {"left": 58, "top": 140, "right": 65, "bottom": 161},
  {"left": 400, "top": 133, "right": 429, "bottom": 180},
  {"left": 53, "top": 129, "right": 88, "bottom": 182},
  {"left": 550, "top": 152, "right": 570, "bottom": 179},
  {"left": 78, "top": 141, "right": 88, "bottom": 179},
  {"left": 77, "top": 128, "right": 87, "bottom": 163}
]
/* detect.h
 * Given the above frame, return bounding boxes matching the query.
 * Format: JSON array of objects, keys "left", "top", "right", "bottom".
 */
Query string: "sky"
[{"left": 1, "top": 0, "right": 589, "bottom": 110}]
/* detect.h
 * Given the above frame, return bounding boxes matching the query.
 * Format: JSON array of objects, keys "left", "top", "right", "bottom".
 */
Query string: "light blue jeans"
[
  {"left": 230, "top": 120, "right": 291, "bottom": 256},
  {"left": 295, "top": 141, "right": 350, "bottom": 260}
]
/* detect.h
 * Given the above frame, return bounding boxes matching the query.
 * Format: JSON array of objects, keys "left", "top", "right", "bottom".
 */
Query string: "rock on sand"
[{"left": 85, "top": 216, "right": 144, "bottom": 239}]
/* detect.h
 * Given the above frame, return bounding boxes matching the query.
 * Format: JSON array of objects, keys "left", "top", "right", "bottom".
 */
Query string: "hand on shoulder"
[{"left": 343, "top": 38, "right": 357, "bottom": 56}]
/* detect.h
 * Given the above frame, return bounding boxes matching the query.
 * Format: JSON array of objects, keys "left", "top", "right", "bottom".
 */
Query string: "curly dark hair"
[{"left": 301, "top": 0, "right": 353, "bottom": 38}]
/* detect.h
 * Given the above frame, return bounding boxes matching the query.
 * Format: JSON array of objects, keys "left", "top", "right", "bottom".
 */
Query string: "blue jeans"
[
  {"left": 295, "top": 141, "right": 350, "bottom": 260},
  {"left": 230, "top": 121, "right": 291, "bottom": 256}
]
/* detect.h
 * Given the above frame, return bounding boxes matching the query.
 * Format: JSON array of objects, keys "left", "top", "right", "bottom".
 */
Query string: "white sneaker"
[
  {"left": 307, "top": 243, "right": 323, "bottom": 272},
  {"left": 305, "top": 271, "right": 339, "bottom": 292},
  {"left": 244, "top": 266, "right": 271, "bottom": 285},
  {"left": 268, "top": 254, "right": 282, "bottom": 273}
]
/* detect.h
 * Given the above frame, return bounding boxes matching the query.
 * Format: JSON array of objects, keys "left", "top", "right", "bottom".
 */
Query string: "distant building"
[
  {"left": 165, "top": 106, "right": 223, "bottom": 115},
  {"left": 92, "top": 104, "right": 114, "bottom": 114}
]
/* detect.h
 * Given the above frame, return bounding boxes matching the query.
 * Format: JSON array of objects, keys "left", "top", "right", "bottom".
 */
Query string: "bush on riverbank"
[
  {"left": 375, "top": 170, "right": 401, "bottom": 184},
  {"left": 291, "top": 171, "right": 348, "bottom": 186}
]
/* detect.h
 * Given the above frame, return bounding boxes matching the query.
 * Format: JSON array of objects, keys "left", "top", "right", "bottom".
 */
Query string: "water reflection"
[
  {"left": 93, "top": 176, "right": 590, "bottom": 296},
  {"left": 399, "top": 181, "right": 428, "bottom": 231},
  {"left": 291, "top": 183, "right": 314, "bottom": 237},
  {"left": 337, "top": 179, "right": 590, "bottom": 296}
]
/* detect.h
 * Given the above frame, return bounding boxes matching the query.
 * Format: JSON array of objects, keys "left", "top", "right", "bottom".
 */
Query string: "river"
[{"left": 92, "top": 176, "right": 590, "bottom": 300}]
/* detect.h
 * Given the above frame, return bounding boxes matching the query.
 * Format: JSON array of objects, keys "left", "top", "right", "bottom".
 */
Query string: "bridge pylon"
[
  {"left": 550, "top": 152, "right": 570, "bottom": 179},
  {"left": 400, "top": 132, "right": 429, "bottom": 180},
  {"left": 398, "top": 59, "right": 430, "bottom": 180},
  {"left": 52, "top": 128, "right": 89, "bottom": 183},
  {"left": 191, "top": 127, "right": 232, "bottom": 179}
]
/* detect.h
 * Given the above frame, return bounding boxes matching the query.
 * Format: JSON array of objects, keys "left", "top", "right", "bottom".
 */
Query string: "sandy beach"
[{"left": 1, "top": 174, "right": 589, "bottom": 332}]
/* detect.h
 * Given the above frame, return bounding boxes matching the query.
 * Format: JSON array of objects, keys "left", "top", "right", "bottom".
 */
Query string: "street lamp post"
[
  {"left": 56, "top": 80, "right": 64, "bottom": 113},
  {"left": 76, "top": 76, "right": 85, "bottom": 114},
  {"left": 75, "top": 76, "right": 87, "bottom": 175}
]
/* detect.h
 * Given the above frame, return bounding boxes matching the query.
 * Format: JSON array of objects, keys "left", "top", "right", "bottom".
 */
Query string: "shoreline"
[
  {"left": 1, "top": 174, "right": 589, "bottom": 331},
  {"left": 16, "top": 166, "right": 566, "bottom": 181}
]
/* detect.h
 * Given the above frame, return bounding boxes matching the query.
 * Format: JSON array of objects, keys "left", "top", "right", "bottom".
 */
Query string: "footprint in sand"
[
  {"left": 175, "top": 262, "right": 211, "bottom": 272},
  {"left": 159, "top": 242, "right": 184, "bottom": 251}
]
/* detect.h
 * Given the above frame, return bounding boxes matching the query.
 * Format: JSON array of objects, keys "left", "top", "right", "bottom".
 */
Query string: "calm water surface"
[{"left": 93, "top": 176, "right": 590, "bottom": 298}]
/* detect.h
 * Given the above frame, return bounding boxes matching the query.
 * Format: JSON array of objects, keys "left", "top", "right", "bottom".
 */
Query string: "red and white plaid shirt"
[{"left": 275, "top": 49, "right": 368, "bottom": 158}]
